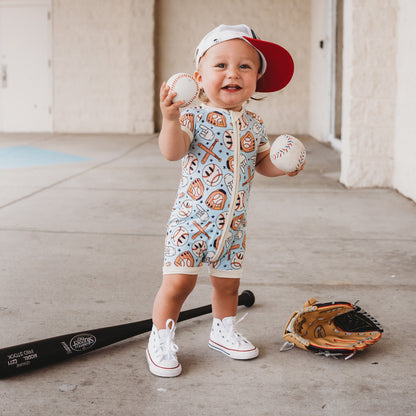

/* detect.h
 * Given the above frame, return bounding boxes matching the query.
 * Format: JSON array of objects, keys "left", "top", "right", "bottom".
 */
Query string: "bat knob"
[{"left": 239, "top": 290, "right": 255, "bottom": 308}]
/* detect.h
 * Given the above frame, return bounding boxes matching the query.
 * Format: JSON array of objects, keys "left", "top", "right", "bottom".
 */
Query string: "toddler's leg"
[
  {"left": 147, "top": 274, "right": 197, "bottom": 377},
  {"left": 208, "top": 276, "right": 258, "bottom": 360},
  {"left": 152, "top": 274, "right": 197, "bottom": 328},
  {"left": 210, "top": 276, "right": 240, "bottom": 319}
]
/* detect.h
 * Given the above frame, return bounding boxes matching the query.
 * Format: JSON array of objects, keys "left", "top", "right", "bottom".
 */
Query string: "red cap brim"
[{"left": 244, "top": 37, "right": 294, "bottom": 93}]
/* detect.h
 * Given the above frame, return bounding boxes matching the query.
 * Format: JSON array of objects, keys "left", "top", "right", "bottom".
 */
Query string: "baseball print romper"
[{"left": 163, "top": 105, "right": 270, "bottom": 278}]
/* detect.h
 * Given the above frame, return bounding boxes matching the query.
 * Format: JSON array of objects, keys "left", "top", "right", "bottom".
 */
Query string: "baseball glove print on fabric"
[
  {"left": 163, "top": 106, "right": 269, "bottom": 275},
  {"left": 280, "top": 298, "right": 383, "bottom": 360}
]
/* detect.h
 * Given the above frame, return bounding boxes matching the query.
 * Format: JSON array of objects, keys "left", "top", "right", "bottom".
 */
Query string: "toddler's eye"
[
  {"left": 216, "top": 63, "right": 226, "bottom": 68},
  {"left": 240, "top": 64, "right": 251, "bottom": 69}
]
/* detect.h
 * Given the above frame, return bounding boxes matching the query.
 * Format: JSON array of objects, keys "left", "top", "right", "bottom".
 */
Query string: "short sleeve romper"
[{"left": 163, "top": 104, "right": 270, "bottom": 279}]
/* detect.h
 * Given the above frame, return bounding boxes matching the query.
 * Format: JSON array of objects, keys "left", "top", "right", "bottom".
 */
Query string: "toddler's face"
[{"left": 195, "top": 39, "right": 261, "bottom": 111}]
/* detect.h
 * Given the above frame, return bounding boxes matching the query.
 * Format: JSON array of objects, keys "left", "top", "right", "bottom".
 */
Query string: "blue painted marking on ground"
[{"left": 0, "top": 146, "right": 91, "bottom": 169}]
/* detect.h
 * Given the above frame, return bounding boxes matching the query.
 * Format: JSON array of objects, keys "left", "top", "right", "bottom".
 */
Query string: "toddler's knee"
[
  {"left": 211, "top": 276, "right": 240, "bottom": 295},
  {"left": 163, "top": 275, "right": 197, "bottom": 300}
]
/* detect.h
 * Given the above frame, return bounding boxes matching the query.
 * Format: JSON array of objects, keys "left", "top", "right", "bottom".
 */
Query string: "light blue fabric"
[{"left": 163, "top": 105, "right": 270, "bottom": 277}]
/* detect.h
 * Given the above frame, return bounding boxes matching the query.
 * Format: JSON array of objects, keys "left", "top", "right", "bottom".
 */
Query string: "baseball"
[
  {"left": 166, "top": 73, "right": 199, "bottom": 107},
  {"left": 270, "top": 134, "right": 306, "bottom": 172}
]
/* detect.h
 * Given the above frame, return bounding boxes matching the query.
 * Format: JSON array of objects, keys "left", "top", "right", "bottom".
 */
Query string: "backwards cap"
[{"left": 194, "top": 24, "right": 294, "bottom": 93}]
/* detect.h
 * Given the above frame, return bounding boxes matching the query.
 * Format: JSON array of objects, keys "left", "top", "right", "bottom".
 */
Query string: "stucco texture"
[
  {"left": 154, "top": 0, "right": 311, "bottom": 135},
  {"left": 53, "top": 0, "right": 154, "bottom": 133}
]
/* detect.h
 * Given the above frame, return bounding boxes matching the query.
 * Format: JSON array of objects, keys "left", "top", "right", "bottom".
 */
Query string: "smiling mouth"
[{"left": 222, "top": 85, "right": 242, "bottom": 91}]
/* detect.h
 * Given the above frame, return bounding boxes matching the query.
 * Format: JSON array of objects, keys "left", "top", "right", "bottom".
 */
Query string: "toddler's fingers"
[
  {"left": 160, "top": 82, "right": 179, "bottom": 102},
  {"left": 160, "top": 89, "right": 185, "bottom": 110},
  {"left": 286, "top": 163, "right": 305, "bottom": 177},
  {"left": 160, "top": 82, "right": 170, "bottom": 102},
  {"left": 161, "top": 86, "right": 180, "bottom": 106}
]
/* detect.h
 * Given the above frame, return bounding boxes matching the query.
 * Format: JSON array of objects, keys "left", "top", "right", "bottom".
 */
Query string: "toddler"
[{"left": 147, "top": 24, "right": 300, "bottom": 377}]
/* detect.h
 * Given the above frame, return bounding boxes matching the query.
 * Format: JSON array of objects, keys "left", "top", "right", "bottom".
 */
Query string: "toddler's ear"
[{"left": 194, "top": 71, "right": 202, "bottom": 85}]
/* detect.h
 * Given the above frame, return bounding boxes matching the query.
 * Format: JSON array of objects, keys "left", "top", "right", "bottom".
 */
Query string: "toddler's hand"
[
  {"left": 160, "top": 82, "right": 185, "bottom": 121},
  {"left": 286, "top": 163, "right": 305, "bottom": 177}
]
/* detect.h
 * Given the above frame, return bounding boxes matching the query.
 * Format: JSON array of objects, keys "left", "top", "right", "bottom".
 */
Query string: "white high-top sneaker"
[
  {"left": 146, "top": 319, "right": 182, "bottom": 377},
  {"left": 209, "top": 315, "right": 259, "bottom": 360}
]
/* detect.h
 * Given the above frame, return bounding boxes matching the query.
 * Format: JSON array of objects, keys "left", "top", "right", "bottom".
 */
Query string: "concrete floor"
[{"left": 0, "top": 133, "right": 415, "bottom": 415}]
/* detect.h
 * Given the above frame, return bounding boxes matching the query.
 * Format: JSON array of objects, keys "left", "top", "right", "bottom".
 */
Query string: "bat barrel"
[{"left": 0, "top": 320, "right": 153, "bottom": 379}]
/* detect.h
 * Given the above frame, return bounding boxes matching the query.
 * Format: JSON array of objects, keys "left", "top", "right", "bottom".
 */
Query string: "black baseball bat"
[{"left": 0, "top": 290, "right": 255, "bottom": 378}]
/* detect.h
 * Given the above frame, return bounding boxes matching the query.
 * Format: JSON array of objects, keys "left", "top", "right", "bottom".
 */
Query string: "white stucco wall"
[
  {"left": 340, "top": 0, "right": 398, "bottom": 188},
  {"left": 393, "top": 0, "right": 416, "bottom": 201},
  {"left": 53, "top": 0, "right": 154, "bottom": 133},
  {"left": 155, "top": 0, "right": 311, "bottom": 135},
  {"left": 2, "top": 0, "right": 415, "bottom": 201}
]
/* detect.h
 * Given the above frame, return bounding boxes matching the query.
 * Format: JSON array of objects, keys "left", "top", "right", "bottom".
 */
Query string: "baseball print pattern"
[{"left": 163, "top": 105, "right": 270, "bottom": 276}]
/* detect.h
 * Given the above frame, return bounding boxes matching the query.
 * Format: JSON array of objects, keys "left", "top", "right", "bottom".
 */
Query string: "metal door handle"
[{"left": 1, "top": 65, "right": 7, "bottom": 88}]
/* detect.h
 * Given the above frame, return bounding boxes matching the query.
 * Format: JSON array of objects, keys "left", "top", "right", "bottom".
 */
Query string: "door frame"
[{"left": 328, "top": 0, "right": 342, "bottom": 151}]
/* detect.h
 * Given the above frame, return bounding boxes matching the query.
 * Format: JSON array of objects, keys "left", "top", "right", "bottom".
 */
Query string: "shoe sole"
[
  {"left": 146, "top": 348, "right": 182, "bottom": 377},
  {"left": 208, "top": 339, "right": 259, "bottom": 360}
]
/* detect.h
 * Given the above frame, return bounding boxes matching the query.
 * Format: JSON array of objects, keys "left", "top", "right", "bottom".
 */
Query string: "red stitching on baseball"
[{"left": 169, "top": 73, "right": 199, "bottom": 106}]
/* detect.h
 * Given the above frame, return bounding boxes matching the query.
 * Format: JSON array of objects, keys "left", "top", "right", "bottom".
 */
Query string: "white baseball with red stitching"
[
  {"left": 166, "top": 73, "right": 199, "bottom": 107},
  {"left": 270, "top": 134, "right": 306, "bottom": 173}
]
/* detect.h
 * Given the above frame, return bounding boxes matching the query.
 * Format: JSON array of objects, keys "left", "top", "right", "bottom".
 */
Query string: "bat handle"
[{"left": 177, "top": 290, "right": 255, "bottom": 323}]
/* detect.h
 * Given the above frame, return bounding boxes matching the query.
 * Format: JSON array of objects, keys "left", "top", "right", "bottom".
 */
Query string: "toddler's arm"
[
  {"left": 158, "top": 82, "right": 190, "bottom": 161},
  {"left": 255, "top": 149, "right": 304, "bottom": 177}
]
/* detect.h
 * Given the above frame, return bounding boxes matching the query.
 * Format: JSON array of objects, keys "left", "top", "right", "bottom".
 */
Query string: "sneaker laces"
[
  {"left": 156, "top": 319, "right": 179, "bottom": 361},
  {"left": 224, "top": 313, "right": 251, "bottom": 346}
]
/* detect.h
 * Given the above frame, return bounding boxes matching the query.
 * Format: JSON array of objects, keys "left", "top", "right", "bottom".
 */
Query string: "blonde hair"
[{"left": 198, "top": 88, "right": 209, "bottom": 103}]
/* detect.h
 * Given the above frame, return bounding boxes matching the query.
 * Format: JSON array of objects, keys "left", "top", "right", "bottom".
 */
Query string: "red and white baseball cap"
[{"left": 194, "top": 24, "right": 294, "bottom": 93}]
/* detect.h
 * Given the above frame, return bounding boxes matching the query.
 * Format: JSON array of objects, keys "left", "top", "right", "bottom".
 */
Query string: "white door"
[{"left": 0, "top": 1, "right": 52, "bottom": 132}]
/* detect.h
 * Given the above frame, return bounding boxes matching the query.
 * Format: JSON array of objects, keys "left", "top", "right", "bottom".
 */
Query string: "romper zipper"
[{"left": 210, "top": 110, "right": 241, "bottom": 263}]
